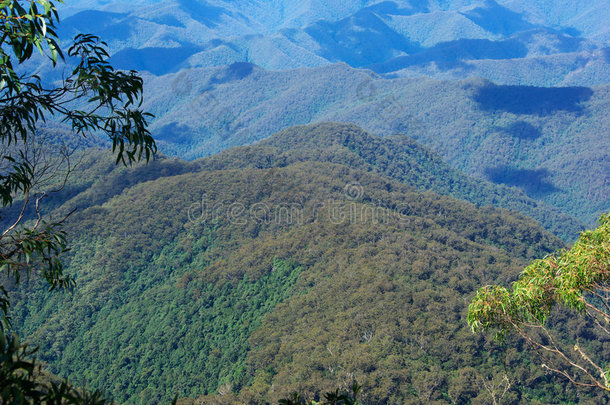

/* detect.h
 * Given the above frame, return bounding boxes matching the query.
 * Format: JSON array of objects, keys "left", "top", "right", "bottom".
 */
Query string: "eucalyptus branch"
[
  {"left": 469, "top": 214, "right": 610, "bottom": 393},
  {"left": 1, "top": 187, "right": 30, "bottom": 238}
]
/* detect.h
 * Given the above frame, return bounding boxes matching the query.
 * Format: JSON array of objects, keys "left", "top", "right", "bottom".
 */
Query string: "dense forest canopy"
[
  {"left": 2, "top": 0, "right": 608, "bottom": 404},
  {"left": 8, "top": 123, "right": 607, "bottom": 403}
]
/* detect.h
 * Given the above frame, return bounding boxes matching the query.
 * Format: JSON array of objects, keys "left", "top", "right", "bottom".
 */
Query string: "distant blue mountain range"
[{"left": 53, "top": 0, "right": 609, "bottom": 85}]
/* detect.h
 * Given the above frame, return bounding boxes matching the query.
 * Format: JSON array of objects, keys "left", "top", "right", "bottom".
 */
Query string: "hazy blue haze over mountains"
[{"left": 53, "top": 0, "right": 610, "bottom": 84}]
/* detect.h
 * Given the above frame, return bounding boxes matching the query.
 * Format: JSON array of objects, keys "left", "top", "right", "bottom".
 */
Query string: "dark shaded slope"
[
  {"left": 109, "top": 46, "right": 204, "bottom": 76},
  {"left": 370, "top": 38, "right": 528, "bottom": 73},
  {"left": 473, "top": 83, "right": 594, "bottom": 115},
  {"left": 304, "top": 9, "right": 420, "bottom": 67},
  {"left": 461, "top": 0, "right": 535, "bottom": 36},
  {"left": 58, "top": 10, "right": 129, "bottom": 38}
]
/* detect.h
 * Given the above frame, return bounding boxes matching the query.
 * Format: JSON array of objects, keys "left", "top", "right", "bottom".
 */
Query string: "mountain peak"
[{"left": 261, "top": 122, "right": 370, "bottom": 149}]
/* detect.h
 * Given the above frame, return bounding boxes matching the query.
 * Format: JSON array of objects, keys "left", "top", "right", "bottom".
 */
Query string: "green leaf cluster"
[{"left": 468, "top": 213, "right": 610, "bottom": 337}]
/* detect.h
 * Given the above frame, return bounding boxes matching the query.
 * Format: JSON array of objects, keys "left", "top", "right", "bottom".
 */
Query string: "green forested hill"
[
  {"left": 16, "top": 123, "right": 581, "bottom": 241},
  {"left": 200, "top": 123, "right": 584, "bottom": 241},
  {"left": 7, "top": 124, "right": 604, "bottom": 404}
]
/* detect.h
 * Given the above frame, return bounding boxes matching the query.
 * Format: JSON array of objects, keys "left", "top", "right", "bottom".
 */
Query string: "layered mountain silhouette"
[
  {"left": 51, "top": 0, "right": 610, "bottom": 85},
  {"left": 26, "top": 1, "right": 606, "bottom": 231}
]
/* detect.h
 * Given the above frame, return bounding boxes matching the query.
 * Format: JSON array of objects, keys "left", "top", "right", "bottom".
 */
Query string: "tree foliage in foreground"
[
  {"left": 468, "top": 213, "right": 610, "bottom": 393},
  {"left": 0, "top": 0, "right": 155, "bottom": 402}
]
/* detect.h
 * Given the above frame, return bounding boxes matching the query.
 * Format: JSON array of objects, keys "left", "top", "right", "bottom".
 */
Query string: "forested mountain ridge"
[
  {"left": 9, "top": 123, "right": 599, "bottom": 404},
  {"left": 200, "top": 123, "right": 584, "bottom": 240},
  {"left": 8, "top": 123, "right": 583, "bottom": 241},
  {"left": 3, "top": 1, "right": 608, "bottom": 404},
  {"left": 142, "top": 65, "right": 609, "bottom": 228}
]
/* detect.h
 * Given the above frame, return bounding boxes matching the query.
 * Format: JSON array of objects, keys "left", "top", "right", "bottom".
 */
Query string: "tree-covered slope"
[
  {"left": 9, "top": 127, "right": 604, "bottom": 403},
  {"left": 143, "top": 65, "right": 609, "bottom": 228}
]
